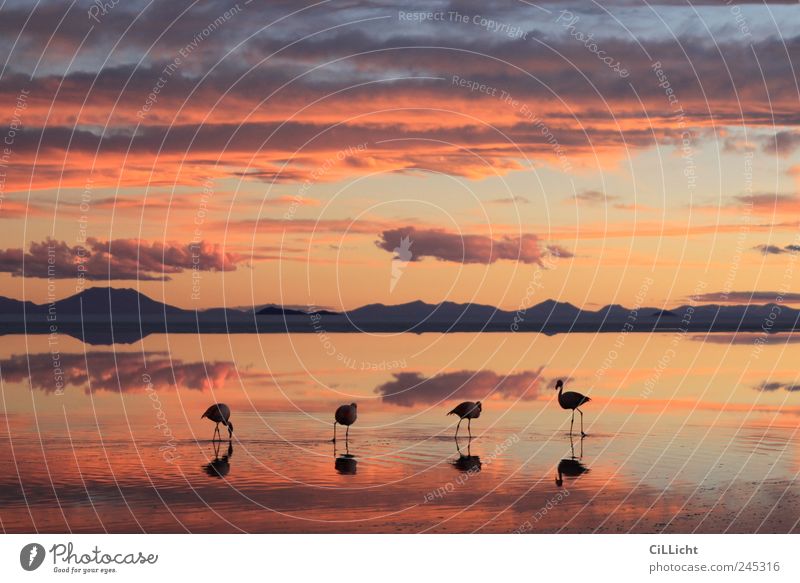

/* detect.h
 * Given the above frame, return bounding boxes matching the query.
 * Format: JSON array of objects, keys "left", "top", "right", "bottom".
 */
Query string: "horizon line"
[{"left": 2, "top": 286, "right": 800, "bottom": 314}]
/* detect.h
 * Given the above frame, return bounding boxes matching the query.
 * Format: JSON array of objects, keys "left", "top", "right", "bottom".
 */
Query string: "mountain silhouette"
[
  {"left": 256, "top": 306, "right": 311, "bottom": 316},
  {"left": 347, "top": 300, "right": 501, "bottom": 324},
  {"left": 2, "top": 287, "right": 800, "bottom": 344},
  {"left": 53, "top": 287, "right": 185, "bottom": 318},
  {"left": 652, "top": 309, "right": 677, "bottom": 318}
]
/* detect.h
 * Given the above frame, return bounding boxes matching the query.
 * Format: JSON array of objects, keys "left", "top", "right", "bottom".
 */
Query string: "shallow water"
[{"left": 1, "top": 331, "right": 799, "bottom": 533}]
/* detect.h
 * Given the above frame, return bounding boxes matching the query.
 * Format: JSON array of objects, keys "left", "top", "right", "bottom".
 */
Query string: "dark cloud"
[
  {"left": 375, "top": 367, "right": 547, "bottom": 407},
  {"left": 546, "top": 245, "right": 574, "bottom": 258},
  {"left": 754, "top": 381, "right": 800, "bottom": 393},
  {"left": 488, "top": 195, "right": 530, "bottom": 205},
  {"left": 754, "top": 244, "right": 787, "bottom": 255},
  {"left": 735, "top": 193, "right": 798, "bottom": 207},
  {"left": 764, "top": 131, "right": 800, "bottom": 156},
  {"left": 752, "top": 244, "right": 800, "bottom": 256},
  {"left": 3, "top": 3, "right": 797, "bottom": 119},
  {"left": 7, "top": 118, "right": 659, "bottom": 160},
  {"left": 376, "top": 227, "right": 543, "bottom": 265},
  {"left": 693, "top": 333, "right": 800, "bottom": 345},
  {"left": 690, "top": 291, "right": 800, "bottom": 303},
  {"left": 0, "top": 238, "right": 243, "bottom": 281},
  {"left": 572, "top": 190, "right": 619, "bottom": 205},
  {"left": 594, "top": 0, "right": 798, "bottom": 3},
  {"left": 1, "top": 4, "right": 799, "bottom": 192},
  {"left": 0, "top": 351, "right": 238, "bottom": 394},
  {"left": 718, "top": 193, "right": 800, "bottom": 216},
  {"left": 722, "top": 136, "right": 757, "bottom": 154}
]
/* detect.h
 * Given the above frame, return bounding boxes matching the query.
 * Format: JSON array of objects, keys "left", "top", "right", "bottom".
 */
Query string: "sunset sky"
[{"left": 1, "top": 0, "right": 799, "bottom": 311}]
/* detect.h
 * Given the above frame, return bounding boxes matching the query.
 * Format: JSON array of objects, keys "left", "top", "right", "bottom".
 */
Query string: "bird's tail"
[
  {"left": 446, "top": 409, "right": 456, "bottom": 416},
  {"left": 201, "top": 412, "right": 207, "bottom": 419}
]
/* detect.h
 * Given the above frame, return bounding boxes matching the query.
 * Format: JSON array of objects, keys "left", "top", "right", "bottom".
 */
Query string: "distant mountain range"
[{"left": 0, "top": 287, "right": 797, "bottom": 345}]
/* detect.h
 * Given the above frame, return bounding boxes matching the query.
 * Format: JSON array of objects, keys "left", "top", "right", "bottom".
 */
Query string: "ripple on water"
[{"left": 732, "top": 427, "right": 797, "bottom": 456}]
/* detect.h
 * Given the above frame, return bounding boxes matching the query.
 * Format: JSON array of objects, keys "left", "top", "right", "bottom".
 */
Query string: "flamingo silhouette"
[
  {"left": 332, "top": 403, "right": 357, "bottom": 443},
  {"left": 448, "top": 401, "right": 482, "bottom": 439},
  {"left": 555, "top": 379, "right": 590, "bottom": 436},
  {"left": 201, "top": 403, "right": 234, "bottom": 441}
]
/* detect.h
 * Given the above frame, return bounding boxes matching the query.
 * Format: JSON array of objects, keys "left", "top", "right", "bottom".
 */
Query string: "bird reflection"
[
  {"left": 555, "top": 435, "right": 588, "bottom": 487},
  {"left": 203, "top": 441, "right": 233, "bottom": 479},
  {"left": 334, "top": 441, "right": 357, "bottom": 475},
  {"left": 452, "top": 440, "right": 481, "bottom": 473}
]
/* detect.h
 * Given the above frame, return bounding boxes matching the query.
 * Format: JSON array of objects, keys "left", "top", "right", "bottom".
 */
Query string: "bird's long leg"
[
  {"left": 332, "top": 422, "right": 337, "bottom": 443},
  {"left": 345, "top": 425, "right": 350, "bottom": 441},
  {"left": 578, "top": 408, "right": 586, "bottom": 437},
  {"left": 468, "top": 418, "right": 472, "bottom": 439},
  {"left": 214, "top": 423, "right": 220, "bottom": 441},
  {"left": 455, "top": 418, "right": 462, "bottom": 439},
  {"left": 570, "top": 410, "right": 575, "bottom": 435}
]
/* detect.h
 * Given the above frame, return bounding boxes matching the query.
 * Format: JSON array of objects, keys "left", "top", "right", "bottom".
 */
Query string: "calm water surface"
[{"left": 1, "top": 332, "right": 798, "bottom": 533}]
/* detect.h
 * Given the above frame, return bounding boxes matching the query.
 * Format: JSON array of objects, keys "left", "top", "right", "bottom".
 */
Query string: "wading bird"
[
  {"left": 201, "top": 403, "right": 234, "bottom": 441},
  {"left": 332, "top": 403, "right": 357, "bottom": 442},
  {"left": 448, "top": 401, "right": 482, "bottom": 439},
  {"left": 555, "top": 379, "right": 590, "bottom": 436}
]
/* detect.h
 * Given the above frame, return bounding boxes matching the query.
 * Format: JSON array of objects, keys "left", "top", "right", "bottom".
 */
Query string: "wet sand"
[
  {"left": 2, "top": 414, "right": 798, "bottom": 533},
  {"left": 1, "top": 332, "right": 799, "bottom": 533}
]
